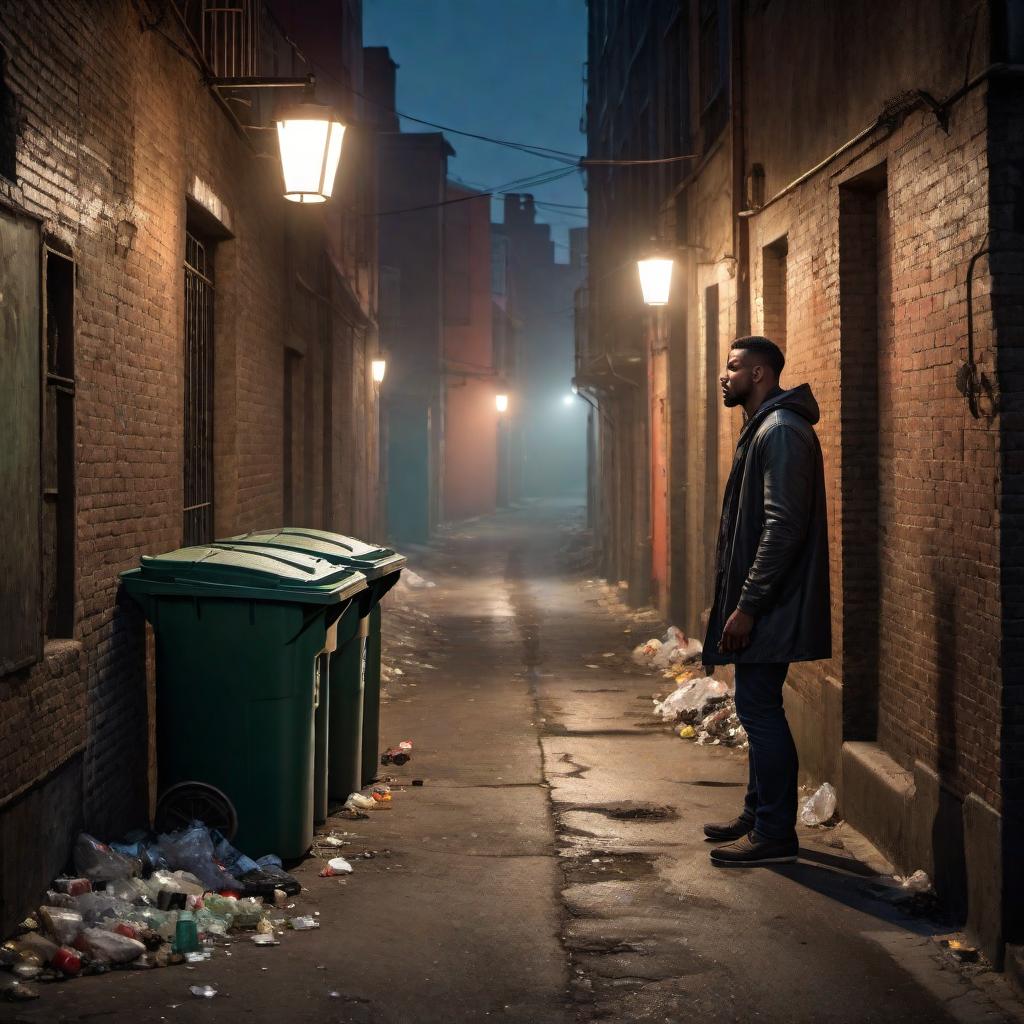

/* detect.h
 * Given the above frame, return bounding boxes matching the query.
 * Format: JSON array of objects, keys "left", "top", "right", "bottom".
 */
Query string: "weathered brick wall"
[
  {"left": 747, "top": 88, "right": 1000, "bottom": 809},
  {"left": 0, "top": 0, "right": 376, "bottom": 927}
]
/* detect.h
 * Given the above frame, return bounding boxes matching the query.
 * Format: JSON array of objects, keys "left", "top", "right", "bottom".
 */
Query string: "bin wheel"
[{"left": 154, "top": 782, "right": 238, "bottom": 840}]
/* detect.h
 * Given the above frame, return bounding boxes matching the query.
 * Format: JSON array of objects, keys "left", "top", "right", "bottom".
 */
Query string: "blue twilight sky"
[{"left": 363, "top": 0, "right": 588, "bottom": 259}]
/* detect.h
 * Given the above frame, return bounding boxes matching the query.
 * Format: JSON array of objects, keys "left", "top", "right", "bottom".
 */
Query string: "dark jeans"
[{"left": 734, "top": 662, "right": 798, "bottom": 841}]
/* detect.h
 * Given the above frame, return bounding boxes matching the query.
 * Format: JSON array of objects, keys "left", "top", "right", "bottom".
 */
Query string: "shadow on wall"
[
  {"left": 932, "top": 561, "right": 967, "bottom": 925},
  {"left": 84, "top": 589, "right": 150, "bottom": 839}
]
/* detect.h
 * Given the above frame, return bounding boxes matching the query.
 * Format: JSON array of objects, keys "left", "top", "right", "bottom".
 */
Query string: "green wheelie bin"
[
  {"left": 221, "top": 529, "right": 405, "bottom": 806},
  {"left": 120, "top": 543, "right": 367, "bottom": 859}
]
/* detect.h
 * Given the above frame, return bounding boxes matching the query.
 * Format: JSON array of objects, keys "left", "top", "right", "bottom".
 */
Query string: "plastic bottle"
[{"left": 172, "top": 909, "right": 200, "bottom": 954}]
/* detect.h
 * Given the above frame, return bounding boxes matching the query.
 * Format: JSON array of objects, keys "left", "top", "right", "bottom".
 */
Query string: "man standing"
[{"left": 701, "top": 336, "right": 830, "bottom": 866}]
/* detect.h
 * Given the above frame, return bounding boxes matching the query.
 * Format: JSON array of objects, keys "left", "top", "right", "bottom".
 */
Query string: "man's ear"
[{"left": 751, "top": 364, "right": 764, "bottom": 383}]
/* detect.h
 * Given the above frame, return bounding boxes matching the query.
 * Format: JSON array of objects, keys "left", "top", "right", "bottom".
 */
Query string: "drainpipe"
[{"left": 731, "top": 0, "right": 750, "bottom": 337}]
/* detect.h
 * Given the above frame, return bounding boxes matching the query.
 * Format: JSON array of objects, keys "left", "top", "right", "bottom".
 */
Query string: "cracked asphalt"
[{"left": 5, "top": 499, "right": 1024, "bottom": 1024}]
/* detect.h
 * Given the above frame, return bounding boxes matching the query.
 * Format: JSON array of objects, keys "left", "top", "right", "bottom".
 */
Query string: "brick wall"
[
  {"left": 747, "top": 89, "right": 1001, "bottom": 810},
  {"left": 0, "top": 0, "right": 377, "bottom": 930}
]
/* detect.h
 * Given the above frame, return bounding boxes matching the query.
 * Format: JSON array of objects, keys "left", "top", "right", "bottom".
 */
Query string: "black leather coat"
[{"left": 702, "top": 384, "right": 831, "bottom": 666}]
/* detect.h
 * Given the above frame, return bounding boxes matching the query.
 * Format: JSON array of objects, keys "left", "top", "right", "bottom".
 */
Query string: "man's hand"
[{"left": 718, "top": 609, "right": 755, "bottom": 654}]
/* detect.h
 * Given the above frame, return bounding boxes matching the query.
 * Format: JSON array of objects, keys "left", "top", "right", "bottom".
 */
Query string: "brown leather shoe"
[
  {"left": 710, "top": 831, "right": 798, "bottom": 866},
  {"left": 703, "top": 815, "right": 755, "bottom": 842}
]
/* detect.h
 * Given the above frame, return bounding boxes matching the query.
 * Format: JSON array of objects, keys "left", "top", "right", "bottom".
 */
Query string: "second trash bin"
[
  {"left": 221, "top": 529, "right": 405, "bottom": 809},
  {"left": 120, "top": 543, "right": 367, "bottom": 859}
]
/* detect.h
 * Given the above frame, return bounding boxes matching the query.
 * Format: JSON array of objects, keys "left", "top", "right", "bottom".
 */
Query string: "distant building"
[
  {"left": 443, "top": 182, "right": 499, "bottom": 521},
  {"left": 583, "top": 0, "right": 1024, "bottom": 965},
  {"left": 366, "top": 47, "right": 453, "bottom": 542},
  {"left": 499, "top": 194, "right": 587, "bottom": 498}
]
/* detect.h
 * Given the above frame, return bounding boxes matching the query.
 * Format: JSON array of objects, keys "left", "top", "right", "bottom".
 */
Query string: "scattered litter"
[
  {"left": 289, "top": 916, "right": 320, "bottom": 931},
  {"left": 0, "top": 979, "right": 39, "bottom": 1001},
  {"left": 412, "top": 779, "right": 424, "bottom": 787},
  {"left": 402, "top": 569, "right": 436, "bottom": 589},
  {"left": 897, "top": 869, "right": 933, "bottom": 894},
  {"left": 319, "top": 858, "right": 353, "bottom": 877},
  {"left": 800, "top": 782, "right": 837, "bottom": 826},
  {"left": 678, "top": 725, "right": 696, "bottom": 739},
  {"left": 942, "top": 938, "right": 979, "bottom": 963},
  {"left": 319, "top": 836, "right": 346, "bottom": 848},
  {"left": 633, "top": 627, "right": 703, "bottom": 669},
  {"left": 251, "top": 934, "right": 279, "bottom": 947},
  {"left": 653, "top": 677, "right": 731, "bottom": 721},
  {"left": 189, "top": 984, "right": 217, "bottom": 999},
  {"left": 380, "top": 740, "right": 413, "bottom": 766}
]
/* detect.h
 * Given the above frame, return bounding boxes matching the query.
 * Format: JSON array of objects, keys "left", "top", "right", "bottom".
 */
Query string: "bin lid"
[
  {"left": 222, "top": 528, "right": 406, "bottom": 579},
  {"left": 120, "top": 543, "right": 368, "bottom": 604}
]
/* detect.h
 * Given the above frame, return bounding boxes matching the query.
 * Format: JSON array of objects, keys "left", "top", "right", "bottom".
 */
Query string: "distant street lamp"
[
  {"left": 495, "top": 393, "right": 509, "bottom": 413},
  {"left": 275, "top": 98, "right": 346, "bottom": 204},
  {"left": 637, "top": 251, "right": 674, "bottom": 306},
  {"left": 371, "top": 358, "right": 387, "bottom": 384},
  {"left": 562, "top": 394, "right": 574, "bottom": 406}
]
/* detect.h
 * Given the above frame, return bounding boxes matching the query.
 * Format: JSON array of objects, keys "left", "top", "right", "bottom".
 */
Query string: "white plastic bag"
[
  {"left": 632, "top": 638, "right": 662, "bottom": 666},
  {"left": 799, "top": 782, "right": 837, "bottom": 826},
  {"left": 653, "top": 676, "right": 731, "bottom": 720}
]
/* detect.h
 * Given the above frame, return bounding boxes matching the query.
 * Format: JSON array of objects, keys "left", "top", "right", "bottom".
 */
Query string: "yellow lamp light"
[
  {"left": 275, "top": 100, "right": 346, "bottom": 204},
  {"left": 371, "top": 359, "right": 387, "bottom": 384},
  {"left": 637, "top": 256, "right": 674, "bottom": 306},
  {"left": 495, "top": 393, "right": 509, "bottom": 413}
]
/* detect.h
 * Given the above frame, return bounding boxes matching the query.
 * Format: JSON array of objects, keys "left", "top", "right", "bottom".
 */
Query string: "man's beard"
[{"left": 722, "top": 390, "right": 743, "bottom": 408}]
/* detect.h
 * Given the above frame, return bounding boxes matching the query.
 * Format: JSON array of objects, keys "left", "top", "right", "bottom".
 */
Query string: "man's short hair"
[{"left": 731, "top": 335, "right": 785, "bottom": 378}]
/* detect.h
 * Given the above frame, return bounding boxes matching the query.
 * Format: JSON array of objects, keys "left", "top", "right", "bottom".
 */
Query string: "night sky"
[{"left": 363, "top": 0, "right": 588, "bottom": 259}]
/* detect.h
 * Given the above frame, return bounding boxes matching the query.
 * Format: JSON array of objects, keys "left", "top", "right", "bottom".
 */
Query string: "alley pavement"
[{"left": 5, "top": 499, "right": 1024, "bottom": 1024}]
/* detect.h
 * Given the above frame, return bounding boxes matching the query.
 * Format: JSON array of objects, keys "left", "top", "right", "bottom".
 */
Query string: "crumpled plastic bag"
[
  {"left": 653, "top": 676, "right": 731, "bottom": 721},
  {"left": 800, "top": 782, "right": 837, "bottom": 826},
  {"left": 150, "top": 822, "right": 243, "bottom": 893},
  {"left": 75, "top": 892, "right": 133, "bottom": 927},
  {"left": 632, "top": 637, "right": 662, "bottom": 666},
  {"left": 402, "top": 569, "right": 435, "bottom": 589},
  {"left": 77, "top": 927, "right": 145, "bottom": 965},
  {"left": 72, "top": 833, "right": 140, "bottom": 883}
]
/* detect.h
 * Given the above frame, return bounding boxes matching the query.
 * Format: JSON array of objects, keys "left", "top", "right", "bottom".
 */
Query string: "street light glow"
[
  {"left": 371, "top": 359, "right": 387, "bottom": 383},
  {"left": 562, "top": 394, "right": 573, "bottom": 406},
  {"left": 275, "top": 101, "right": 346, "bottom": 204},
  {"left": 637, "top": 256, "right": 674, "bottom": 306},
  {"left": 496, "top": 393, "right": 509, "bottom": 413}
]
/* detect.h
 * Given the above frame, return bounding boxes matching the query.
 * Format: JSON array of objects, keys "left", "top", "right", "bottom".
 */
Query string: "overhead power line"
[{"left": 370, "top": 165, "right": 579, "bottom": 218}]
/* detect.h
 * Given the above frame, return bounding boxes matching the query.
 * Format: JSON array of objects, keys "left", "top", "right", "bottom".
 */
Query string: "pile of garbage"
[
  {"left": 632, "top": 626, "right": 704, "bottom": 673},
  {"left": 0, "top": 821, "right": 308, "bottom": 1002},
  {"left": 653, "top": 675, "right": 748, "bottom": 748}
]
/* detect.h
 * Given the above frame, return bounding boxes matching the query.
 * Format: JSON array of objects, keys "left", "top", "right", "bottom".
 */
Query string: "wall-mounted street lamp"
[
  {"left": 637, "top": 249, "right": 675, "bottom": 306},
  {"left": 276, "top": 98, "right": 346, "bottom": 204},
  {"left": 210, "top": 74, "right": 346, "bottom": 204},
  {"left": 371, "top": 358, "right": 387, "bottom": 384},
  {"left": 495, "top": 393, "right": 509, "bottom": 414}
]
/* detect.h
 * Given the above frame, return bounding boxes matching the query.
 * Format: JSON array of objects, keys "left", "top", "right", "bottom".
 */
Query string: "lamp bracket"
[{"left": 210, "top": 75, "right": 314, "bottom": 92}]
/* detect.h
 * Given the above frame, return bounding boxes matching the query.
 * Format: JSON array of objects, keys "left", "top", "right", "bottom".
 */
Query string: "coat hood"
[{"left": 740, "top": 383, "right": 820, "bottom": 441}]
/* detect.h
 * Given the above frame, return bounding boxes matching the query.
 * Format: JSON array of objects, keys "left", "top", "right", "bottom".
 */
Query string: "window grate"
[{"left": 184, "top": 231, "right": 214, "bottom": 546}]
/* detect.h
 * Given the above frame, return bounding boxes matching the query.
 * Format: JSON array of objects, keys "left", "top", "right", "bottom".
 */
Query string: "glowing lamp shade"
[
  {"left": 637, "top": 257, "right": 674, "bottom": 306},
  {"left": 275, "top": 101, "right": 346, "bottom": 204},
  {"left": 371, "top": 359, "right": 387, "bottom": 383},
  {"left": 495, "top": 393, "right": 509, "bottom": 413},
  {"left": 562, "top": 394, "right": 573, "bottom": 406}
]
